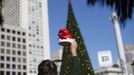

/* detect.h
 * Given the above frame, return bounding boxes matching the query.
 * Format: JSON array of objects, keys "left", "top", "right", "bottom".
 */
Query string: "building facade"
[
  {"left": 0, "top": 26, "right": 27, "bottom": 75},
  {"left": 124, "top": 44, "right": 134, "bottom": 75},
  {"left": 1, "top": 0, "right": 50, "bottom": 75},
  {"left": 95, "top": 67, "right": 122, "bottom": 75}
]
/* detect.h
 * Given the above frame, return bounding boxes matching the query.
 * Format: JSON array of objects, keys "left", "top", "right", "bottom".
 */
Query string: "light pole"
[{"left": 111, "top": 12, "right": 128, "bottom": 75}]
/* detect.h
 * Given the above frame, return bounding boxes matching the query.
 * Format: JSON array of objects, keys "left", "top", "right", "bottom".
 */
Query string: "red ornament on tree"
[{"left": 58, "top": 28, "right": 74, "bottom": 46}]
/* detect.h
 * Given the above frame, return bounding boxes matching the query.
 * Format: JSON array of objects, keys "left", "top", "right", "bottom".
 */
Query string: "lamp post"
[{"left": 111, "top": 12, "right": 128, "bottom": 75}]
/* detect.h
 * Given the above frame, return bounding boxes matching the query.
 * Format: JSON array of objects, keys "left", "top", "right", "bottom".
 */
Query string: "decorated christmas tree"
[{"left": 60, "top": 1, "right": 95, "bottom": 75}]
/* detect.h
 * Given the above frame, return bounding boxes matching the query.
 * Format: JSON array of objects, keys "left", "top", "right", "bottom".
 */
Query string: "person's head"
[{"left": 38, "top": 59, "right": 57, "bottom": 75}]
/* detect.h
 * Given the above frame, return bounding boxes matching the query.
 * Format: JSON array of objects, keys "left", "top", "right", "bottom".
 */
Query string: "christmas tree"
[{"left": 60, "top": 1, "right": 95, "bottom": 75}]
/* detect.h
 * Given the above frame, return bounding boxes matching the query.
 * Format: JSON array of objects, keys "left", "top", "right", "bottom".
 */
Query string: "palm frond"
[{"left": 87, "top": 0, "right": 134, "bottom": 26}]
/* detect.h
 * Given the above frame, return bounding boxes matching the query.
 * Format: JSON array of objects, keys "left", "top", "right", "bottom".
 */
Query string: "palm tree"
[
  {"left": 0, "top": 0, "right": 3, "bottom": 25},
  {"left": 87, "top": 0, "right": 134, "bottom": 75},
  {"left": 87, "top": 0, "right": 134, "bottom": 27}
]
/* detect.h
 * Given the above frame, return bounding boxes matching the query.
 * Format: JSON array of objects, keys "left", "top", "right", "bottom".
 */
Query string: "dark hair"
[{"left": 38, "top": 59, "right": 57, "bottom": 75}]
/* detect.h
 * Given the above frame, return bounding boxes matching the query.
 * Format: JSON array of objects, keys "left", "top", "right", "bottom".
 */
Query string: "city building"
[
  {"left": 27, "top": 0, "right": 50, "bottom": 75},
  {"left": 1, "top": 0, "right": 50, "bottom": 75},
  {"left": 124, "top": 44, "right": 134, "bottom": 63},
  {"left": 0, "top": 26, "right": 27, "bottom": 75},
  {"left": 95, "top": 66, "right": 122, "bottom": 75},
  {"left": 52, "top": 48, "right": 63, "bottom": 75},
  {"left": 124, "top": 44, "right": 134, "bottom": 75}
]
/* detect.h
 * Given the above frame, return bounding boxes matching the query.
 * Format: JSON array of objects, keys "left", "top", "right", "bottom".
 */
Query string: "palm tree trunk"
[{"left": 111, "top": 12, "right": 128, "bottom": 75}]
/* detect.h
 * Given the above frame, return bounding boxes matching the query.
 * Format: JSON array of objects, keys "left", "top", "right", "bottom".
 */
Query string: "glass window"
[
  {"left": 0, "top": 63, "right": 4, "bottom": 68},
  {"left": 18, "top": 38, "right": 21, "bottom": 42},
  {"left": 12, "top": 37, "right": 16, "bottom": 41},
  {"left": 18, "top": 44, "right": 21, "bottom": 49},
  {"left": 12, "top": 64, "right": 16, "bottom": 69},
  {"left": 23, "top": 65, "right": 26, "bottom": 69},
  {"left": 7, "top": 29, "right": 10, "bottom": 33},
  {"left": 23, "top": 72, "right": 26, "bottom": 75},
  {"left": 0, "top": 56, "right": 4, "bottom": 61},
  {"left": 12, "top": 50, "right": 16, "bottom": 55},
  {"left": 0, "top": 71, "right": 4, "bottom": 75},
  {"left": 12, "top": 43, "right": 16, "bottom": 48},
  {"left": 1, "top": 28, "right": 5, "bottom": 32},
  {"left": 17, "top": 51, "right": 21, "bottom": 55},
  {"left": 23, "top": 52, "right": 26, "bottom": 56},
  {"left": 0, "top": 48, "right": 5, "bottom": 53},
  {"left": 1, "top": 41, "right": 5, "bottom": 46},
  {"left": 18, "top": 72, "right": 21, "bottom": 75},
  {"left": 6, "top": 71, "right": 10, "bottom": 75},
  {"left": 12, "top": 57, "right": 16, "bottom": 62},
  {"left": 6, "top": 49, "right": 10, "bottom": 54},
  {"left": 23, "top": 58, "right": 26, "bottom": 63},
  {"left": 6, "top": 56, "right": 10, "bottom": 61},
  {"left": 22, "top": 39, "right": 26, "bottom": 43},
  {"left": 7, "top": 35, "right": 10, "bottom": 40},
  {"left": 23, "top": 45, "right": 26, "bottom": 49},
  {"left": 18, "top": 65, "right": 21, "bottom": 69},
  {"left": 7, "top": 42, "right": 10, "bottom": 47},
  {"left": 1, "top": 35, "right": 5, "bottom": 39},
  {"left": 12, "top": 72, "right": 16, "bottom": 75},
  {"left": 6, "top": 64, "right": 10, "bottom": 69},
  {"left": 12, "top": 30, "right": 16, "bottom": 34}
]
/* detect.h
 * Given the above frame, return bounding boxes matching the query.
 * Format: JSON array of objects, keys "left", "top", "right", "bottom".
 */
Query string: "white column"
[{"left": 111, "top": 12, "right": 128, "bottom": 75}]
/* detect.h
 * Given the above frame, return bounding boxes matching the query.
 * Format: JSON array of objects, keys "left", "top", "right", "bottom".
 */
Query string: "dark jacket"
[{"left": 70, "top": 56, "right": 80, "bottom": 75}]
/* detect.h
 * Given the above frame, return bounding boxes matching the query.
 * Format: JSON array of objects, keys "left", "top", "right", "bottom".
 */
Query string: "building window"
[
  {"left": 1, "top": 41, "right": 5, "bottom": 46},
  {"left": 18, "top": 44, "right": 21, "bottom": 49},
  {"left": 12, "top": 30, "right": 16, "bottom": 34},
  {"left": 0, "top": 71, "right": 4, "bottom": 75},
  {"left": 12, "top": 37, "right": 16, "bottom": 41},
  {"left": 7, "top": 29, "right": 10, "bottom": 33},
  {"left": 17, "top": 31, "right": 21, "bottom": 35},
  {"left": 12, "top": 72, "right": 16, "bottom": 75},
  {"left": 23, "top": 52, "right": 26, "bottom": 56},
  {"left": 12, "top": 43, "right": 16, "bottom": 48},
  {"left": 23, "top": 45, "right": 26, "bottom": 49},
  {"left": 6, "top": 56, "right": 10, "bottom": 61},
  {"left": 22, "top": 32, "right": 26, "bottom": 36},
  {"left": 23, "top": 72, "right": 26, "bottom": 75},
  {"left": 18, "top": 38, "right": 21, "bottom": 42},
  {"left": 7, "top": 42, "right": 10, "bottom": 47},
  {"left": 12, "top": 57, "right": 16, "bottom": 62},
  {"left": 23, "top": 65, "right": 26, "bottom": 69},
  {"left": 6, "top": 49, "right": 10, "bottom": 54},
  {"left": 6, "top": 71, "right": 10, "bottom": 75},
  {"left": 18, "top": 58, "right": 21, "bottom": 62},
  {"left": 12, "top": 64, "right": 16, "bottom": 69},
  {"left": 1, "top": 34, "right": 5, "bottom": 39},
  {"left": 7, "top": 35, "right": 10, "bottom": 40},
  {"left": 23, "top": 58, "right": 26, "bottom": 63},
  {"left": 12, "top": 50, "right": 16, "bottom": 55},
  {"left": 0, "top": 48, "right": 5, "bottom": 53},
  {"left": 22, "top": 39, "right": 26, "bottom": 43},
  {"left": 0, "top": 63, "right": 4, "bottom": 68},
  {"left": 18, "top": 72, "right": 21, "bottom": 75},
  {"left": 18, "top": 65, "right": 21, "bottom": 69},
  {"left": 0, "top": 56, "right": 4, "bottom": 61},
  {"left": 1, "top": 28, "right": 5, "bottom": 32},
  {"left": 6, "top": 64, "right": 10, "bottom": 69},
  {"left": 17, "top": 51, "right": 21, "bottom": 55}
]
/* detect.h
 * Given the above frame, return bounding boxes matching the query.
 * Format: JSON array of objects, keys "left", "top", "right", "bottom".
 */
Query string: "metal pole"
[{"left": 111, "top": 12, "right": 128, "bottom": 75}]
